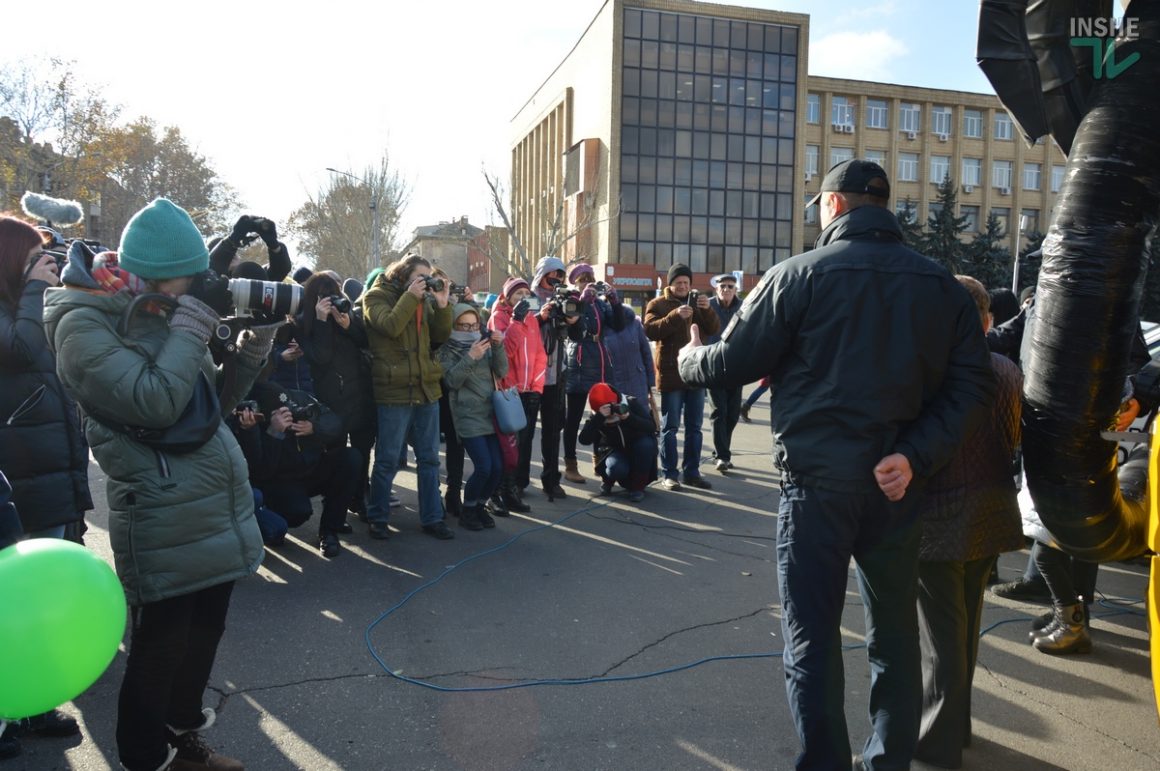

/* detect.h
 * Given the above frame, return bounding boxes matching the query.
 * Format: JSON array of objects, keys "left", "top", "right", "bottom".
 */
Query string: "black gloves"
[
  {"left": 252, "top": 217, "right": 279, "bottom": 249},
  {"left": 187, "top": 270, "right": 233, "bottom": 317},
  {"left": 513, "top": 298, "right": 530, "bottom": 322},
  {"left": 230, "top": 216, "right": 260, "bottom": 248}
]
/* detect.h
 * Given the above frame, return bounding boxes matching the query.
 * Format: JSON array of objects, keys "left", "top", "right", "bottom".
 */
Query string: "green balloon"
[{"left": 0, "top": 538, "right": 126, "bottom": 719}]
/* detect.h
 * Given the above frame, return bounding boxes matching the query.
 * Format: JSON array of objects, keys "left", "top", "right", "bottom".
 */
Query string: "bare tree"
[
  {"left": 288, "top": 155, "right": 409, "bottom": 281},
  {"left": 481, "top": 163, "right": 619, "bottom": 281}
]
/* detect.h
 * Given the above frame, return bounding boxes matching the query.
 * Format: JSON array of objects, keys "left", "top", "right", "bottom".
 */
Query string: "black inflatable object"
[{"left": 1019, "top": 17, "right": 1160, "bottom": 561}]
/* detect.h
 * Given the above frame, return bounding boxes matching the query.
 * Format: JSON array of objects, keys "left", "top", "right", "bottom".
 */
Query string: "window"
[
  {"left": 866, "top": 99, "right": 888, "bottom": 129},
  {"left": 896, "top": 199, "right": 917, "bottom": 223},
  {"left": 805, "top": 144, "right": 819, "bottom": 177},
  {"left": 804, "top": 194, "right": 818, "bottom": 224},
  {"left": 830, "top": 146, "right": 854, "bottom": 168},
  {"left": 898, "top": 152, "right": 919, "bottom": 182},
  {"left": 994, "top": 111, "right": 1013, "bottom": 140},
  {"left": 993, "top": 160, "right": 1013, "bottom": 190},
  {"left": 806, "top": 93, "right": 820, "bottom": 124},
  {"left": 831, "top": 96, "right": 853, "bottom": 127},
  {"left": 962, "top": 157, "right": 981, "bottom": 187},
  {"left": 929, "top": 202, "right": 943, "bottom": 220},
  {"left": 930, "top": 155, "right": 950, "bottom": 184},
  {"left": 963, "top": 109, "right": 982, "bottom": 138},
  {"left": 1023, "top": 162, "right": 1041, "bottom": 191},
  {"left": 961, "top": 205, "right": 980, "bottom": 232},
  {"left": 991, "top": 206, "right": 1010, "bottom": 236},
  {"left": 1051, "top": 164, "right": 1065, "bottom": 193},
  {"left": 1021, "top": 208, "right": 1040, "bottom": 234},
  {"left": 931, "top": 106, "right": 951, "bottom": 137},
  {"left": 864, "top": 149, "right": 886, "bottom": 167},
  {"left": 899, "top": 103, "right": 921, "bottom": 133}
]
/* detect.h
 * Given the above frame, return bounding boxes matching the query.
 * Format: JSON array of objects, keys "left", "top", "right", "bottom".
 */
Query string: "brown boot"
[
  {"left": 564, "top": 459, "right": 587, "bottom": 484},
  {"left": 170, "top": 732, "right": 244, "bottom": 770}
]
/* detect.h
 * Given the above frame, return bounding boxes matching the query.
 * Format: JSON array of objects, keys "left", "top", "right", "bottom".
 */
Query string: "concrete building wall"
[{"left": 803, "top": 76, "right": 1066, "bottom": 255}]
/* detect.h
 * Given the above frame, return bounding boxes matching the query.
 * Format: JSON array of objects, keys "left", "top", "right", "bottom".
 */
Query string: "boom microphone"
[{"left": 21, "top": 192, "right": 85, "bottom": 226}]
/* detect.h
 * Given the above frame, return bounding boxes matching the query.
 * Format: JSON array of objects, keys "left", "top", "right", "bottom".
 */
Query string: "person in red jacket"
[{"left": 488, "top": 276, "right": 548, "bottom": 512}]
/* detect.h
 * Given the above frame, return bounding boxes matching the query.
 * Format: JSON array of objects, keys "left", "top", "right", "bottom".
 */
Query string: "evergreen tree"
[
  {"left": 1016, "top": 230, "right": 1045, "bottom": 293},
  {"left": 923, "top": 175, "right": 970, "bottom": 274},
  {"left": 897, "top": 197, "right": 924, "bottom": 251},
  {"left": 963, "top": 212, "right": 1012, "bottom": 289}
]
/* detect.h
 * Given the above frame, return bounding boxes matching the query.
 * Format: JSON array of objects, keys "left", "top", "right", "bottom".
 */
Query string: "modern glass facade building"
[{"left": 510, "top": 0, "right": 808, "bottom": 299}]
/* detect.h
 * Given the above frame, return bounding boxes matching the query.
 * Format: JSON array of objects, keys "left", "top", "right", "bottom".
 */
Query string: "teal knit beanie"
[{"left": 118, "top": 198, "right": 209, "bottom": 280}]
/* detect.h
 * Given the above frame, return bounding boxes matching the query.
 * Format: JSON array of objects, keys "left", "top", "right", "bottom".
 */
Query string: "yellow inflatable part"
[{"left": 1149, "top": 422, "right": 1160, "bottom": 723}]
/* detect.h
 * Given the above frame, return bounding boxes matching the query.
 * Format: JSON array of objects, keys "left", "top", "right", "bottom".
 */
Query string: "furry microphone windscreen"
[{"left": 21, "top": 192, "right": 85, "bottom": 226}]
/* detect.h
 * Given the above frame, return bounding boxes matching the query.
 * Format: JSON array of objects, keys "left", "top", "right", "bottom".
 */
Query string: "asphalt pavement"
[{"left": 13, "top": 395, "right": 1160, "bottom": 770}]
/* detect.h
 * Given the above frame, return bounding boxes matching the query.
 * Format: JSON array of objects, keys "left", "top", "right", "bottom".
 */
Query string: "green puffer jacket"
[
  {"left": 362, "top": 277, "right": 453, "bottom": 405},
  {"left": 437, "top": 340, "right": 509, "bottom": 438},
  {"left": 42, "top": 288, "right": 265, "bottom": 606}
]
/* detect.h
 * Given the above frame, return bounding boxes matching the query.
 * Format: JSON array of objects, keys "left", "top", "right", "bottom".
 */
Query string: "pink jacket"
[{"left": 489, "top": 300, "right": 547, "bottom": 394}]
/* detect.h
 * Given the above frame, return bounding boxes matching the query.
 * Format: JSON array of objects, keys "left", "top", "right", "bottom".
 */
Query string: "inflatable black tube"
[{"left": 1021, "top": 22, "right": 1160, "bottom": 562}]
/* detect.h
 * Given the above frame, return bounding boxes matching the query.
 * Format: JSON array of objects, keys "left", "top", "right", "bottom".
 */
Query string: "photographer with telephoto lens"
[{"left": 44, "top": 198, "right": 277, "bottom": 771}]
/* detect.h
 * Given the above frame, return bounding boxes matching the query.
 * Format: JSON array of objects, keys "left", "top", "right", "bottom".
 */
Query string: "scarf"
[{"left": 90, "top": 252, "right": 167, "bottom": 315}]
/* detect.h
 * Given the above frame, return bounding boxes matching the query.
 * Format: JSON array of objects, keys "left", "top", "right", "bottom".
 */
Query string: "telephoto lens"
[{"left": 227, "top": 278, "right": 303, "bottom": 317}]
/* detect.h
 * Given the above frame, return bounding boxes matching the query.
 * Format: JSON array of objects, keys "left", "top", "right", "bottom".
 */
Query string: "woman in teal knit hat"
[
  {"left": 437, "top": 303, "right": 509, "bottom": 530},
  {"left": 44, "top": 198, "right": 277, "bottom": 771}
]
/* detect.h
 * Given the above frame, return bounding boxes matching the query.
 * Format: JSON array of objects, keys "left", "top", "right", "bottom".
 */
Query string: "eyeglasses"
[
  {"left": 455, "top": 322, "right": 481, "bottom": 331},
  {"left": 718, "top": 284, "right": 737, "bottom": 290}
]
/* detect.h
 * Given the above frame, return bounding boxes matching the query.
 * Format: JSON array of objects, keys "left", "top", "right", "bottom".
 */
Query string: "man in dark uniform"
[{"left": 679, "top": 159, "right": 995, "bottom": 771}]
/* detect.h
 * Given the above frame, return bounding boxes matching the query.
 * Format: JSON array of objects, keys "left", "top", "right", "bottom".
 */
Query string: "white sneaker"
[
  {"left": 661, "top": 478, "right": 682, "bottom": 491},
  {"left": 715, "top": 459, "right": 733, "bottom": 471},
  {"left": 167, "top": 707, "right": 215, "bottom": 736}
]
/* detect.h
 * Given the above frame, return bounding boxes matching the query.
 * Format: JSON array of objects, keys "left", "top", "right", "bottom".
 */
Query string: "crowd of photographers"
[{"left": 0, "top": 195, "right": 758, "bottom": 768}]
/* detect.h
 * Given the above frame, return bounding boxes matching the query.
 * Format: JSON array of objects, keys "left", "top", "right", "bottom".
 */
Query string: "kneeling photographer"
[
  {"left": 44, "top": 198, "right": 276, "bottom": 771},
  {"left": 229, "top": 381, "right": 359, "bottom": 559},
  {"left": 578, "top": 382, "right": 657, "bottom": 503}
]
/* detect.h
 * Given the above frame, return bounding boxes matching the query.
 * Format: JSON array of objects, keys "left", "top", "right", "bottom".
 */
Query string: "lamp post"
[
  {"left": 1011, "top": 213, "right": 1029, "bottom": 294},
  {"left": 326, "top": 167, "right": 381, "bottom": 274}
]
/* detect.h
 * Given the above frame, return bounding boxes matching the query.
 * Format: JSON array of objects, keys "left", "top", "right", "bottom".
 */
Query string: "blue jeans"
[
  {"left": 776, "top": 482, "right": 921, "bottom": 771},
  {"left": 461, "top": 434, "right": 504, "bottom": 505},
  {"left": 602, "top": 434, "right": 658, "bottom": 491},
  {"left": 743, "top": 383, "right": 769, "bottom": 409},
  {"left": 659, "top": 388, "right": 705, "bottom": 480},
  {"left": 367, "top": 402, "right": 443, "bottom": 526}
]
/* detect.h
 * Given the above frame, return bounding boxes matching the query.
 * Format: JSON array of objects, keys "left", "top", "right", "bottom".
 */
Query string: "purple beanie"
[
  {"left": 568, "top": 262, "right": 595, "bottom": 284},
  {"left": 503, "top": 276, "right": 530, "bottom": 300}
]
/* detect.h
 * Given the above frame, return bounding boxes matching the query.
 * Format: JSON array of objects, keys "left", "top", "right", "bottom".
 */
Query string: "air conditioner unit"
[
  {"left": 804, "top": 172, "right": 814, "bottom": 182},
  {"left": 844, "top": 124, "right": 856, "bottom": 134},
  {"left": 905, "top": 131, "right": 917, "bottom": 140},
  {"left": 962, "top": 184, "right": 973, "bottom": 193},
  {"left": 831, "top": 122, "right": 844, "bottom": 131},
  {"left": 937, "top": 133, "right": 949, "bottom": 142},
  {"left": 999, "top": 186, "right": 1010, "bottom": 195}
]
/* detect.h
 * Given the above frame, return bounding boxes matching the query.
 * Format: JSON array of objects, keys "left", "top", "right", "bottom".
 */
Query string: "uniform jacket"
[
  {"left": 604, "top": 308, "right": 654, "bottom": 404},
  {"left": 489, "top": 299, "right": 547, "bottom": 395},
  {"left": 0, "top": 279, "right": 92, "bottom": 532},
  {"left": 362, "top": 275, "right": 453, "bottom": 405},
  {"left": 918, "top": 353, "right": 1024, "bottom": 562},
  {"left": 43, "top": 285, "right": 266, "bottom": 606},
  {"left": 644, "top": 288, "right": 720, "bottom": 392},
  {"left": 678, "top": 205, "right": 996, "bottom": 492},
  {"left": 436, "top": 339, "right": 509, "bottom": 438}
]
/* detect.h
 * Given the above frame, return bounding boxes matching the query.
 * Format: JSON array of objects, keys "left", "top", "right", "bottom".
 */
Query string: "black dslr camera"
[
  {"left": 283, "top": 395, "right": 322, "bottom": 423},
  {"left": 326, "top": 294, "right": 352, "bottom": 314},
  {"left": 609, "top": 399, "right": 630, "bottom": 416},
  {"left": 449, "top": 282, "right": 470, "bottom": 305},
  {"left": 544, "top": 279, "right": 582, "bottom": 322},
  {"left": 422, "top": 275, "right": 446, "bottom": 293}
]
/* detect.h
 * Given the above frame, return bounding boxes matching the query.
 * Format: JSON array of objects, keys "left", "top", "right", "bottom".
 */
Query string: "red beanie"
[{"left": 588, "top": 382, "right": 619, "bottom": 411}]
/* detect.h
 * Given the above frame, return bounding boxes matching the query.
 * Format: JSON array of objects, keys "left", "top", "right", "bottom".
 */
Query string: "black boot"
[
  {"left": 459, "top": 503, "right": 484, "bottom": 531},
  {"left": 444, "top": 487, "right": 462, "bottom": 518},
  {"left": 500, "top": 477, "right": 531, "bottom": 513},
  {"left": 543, "top": 471, "right": 567, "bottom": 501},
  {"left": 487, "top": 492, "right": 511, "bottom": 518},
  {"left": 477, "top": 503, "right": 496, "bottom": 529}
]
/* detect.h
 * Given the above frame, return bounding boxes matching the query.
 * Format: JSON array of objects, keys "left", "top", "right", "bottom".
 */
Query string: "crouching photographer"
[
  {"left": 43, "top": 198, "right": 276, "bottom": 771},
  {"left": 230, "top": 382, "right": 359, "bottom": 559},
  {"left": 578, "top": 383, "right": 658, "bottom": 503}
]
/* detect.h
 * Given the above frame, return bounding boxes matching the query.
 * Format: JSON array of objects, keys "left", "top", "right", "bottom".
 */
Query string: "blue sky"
[{"left": 5, "top": 1, "right": 997, "bottom": 252}]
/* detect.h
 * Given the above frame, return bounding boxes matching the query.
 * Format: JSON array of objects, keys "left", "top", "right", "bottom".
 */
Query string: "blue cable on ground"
[{"left": 364, "top": 492, "right": 1150, "bottom": 693}]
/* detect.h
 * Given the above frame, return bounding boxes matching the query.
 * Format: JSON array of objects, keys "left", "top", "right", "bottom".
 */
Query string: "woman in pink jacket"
[{"left": 487, "top": 277, "right": 547, "bottom": 513}]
